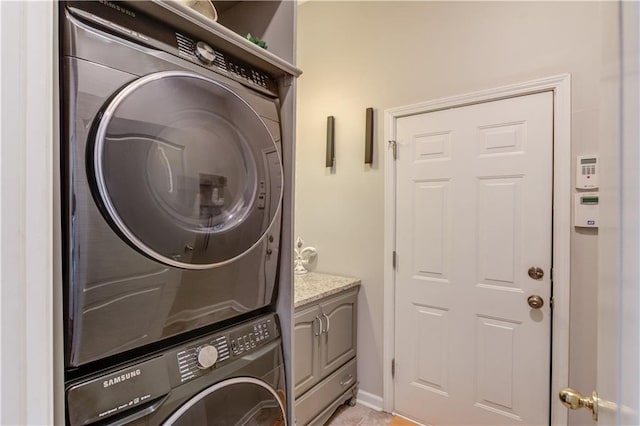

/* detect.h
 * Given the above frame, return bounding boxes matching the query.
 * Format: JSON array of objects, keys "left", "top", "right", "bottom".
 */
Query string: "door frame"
[{"left": 382, "top": 74, "right": 571, "bottom": 425}]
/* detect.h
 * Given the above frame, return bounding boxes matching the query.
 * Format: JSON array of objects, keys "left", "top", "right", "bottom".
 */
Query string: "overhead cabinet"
[{"left": 294, "top": 286, "right": 359, "bottom": 425}]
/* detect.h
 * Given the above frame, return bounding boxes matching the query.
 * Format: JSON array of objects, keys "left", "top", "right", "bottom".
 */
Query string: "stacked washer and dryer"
[{"left": 59, "top": 1, "right": 298, "bottom": 424}]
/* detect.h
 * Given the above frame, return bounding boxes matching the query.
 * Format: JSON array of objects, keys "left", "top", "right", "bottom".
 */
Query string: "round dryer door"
[
  {"left": 90, "top": 71, "right": 282, "bottom": 269},
  {"left": 163, "top": 377, "right": 286, "bottom": 425}
]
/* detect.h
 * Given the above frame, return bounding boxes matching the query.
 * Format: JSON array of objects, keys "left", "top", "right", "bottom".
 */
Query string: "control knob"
[
  {"left": 195, "top": 344, "right": 219, "bottom": 369},
  {"left": 194, "top": 41, "right": 216, "bottom": 66}
]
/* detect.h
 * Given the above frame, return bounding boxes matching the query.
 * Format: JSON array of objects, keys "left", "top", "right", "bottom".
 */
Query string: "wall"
[{"left": 296, "top": 2, "right": 612, "bottom": 423}]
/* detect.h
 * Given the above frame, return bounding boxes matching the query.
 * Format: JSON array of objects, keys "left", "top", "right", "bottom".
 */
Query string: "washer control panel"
[
  {"left": 175, "top": 335, "right": 229, "bottom": 383},
  {"left": 229, "top": 317, "right": 274, "bottom": 356},
  {"left": 170, "top": 315, "right": 279, "bottom": 386}
]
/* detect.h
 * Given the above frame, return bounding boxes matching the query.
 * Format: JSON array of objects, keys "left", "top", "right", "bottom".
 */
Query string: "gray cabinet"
[
  {"left": 294, "top": 304, "right": 321, "bottom": 397},
  {"left": 294, "top": 287, "right": 359, "bottom": 425}
]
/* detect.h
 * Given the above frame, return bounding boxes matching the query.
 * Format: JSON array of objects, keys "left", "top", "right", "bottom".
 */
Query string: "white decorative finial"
[{"left": 294, "top": 237, "right": 317, "bottom": 274}]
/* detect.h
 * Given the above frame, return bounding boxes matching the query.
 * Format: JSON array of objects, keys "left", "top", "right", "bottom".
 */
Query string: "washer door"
[
  {"left": 163, "top": 377, "right": 286, "bottom": 426},
  {"left": 90, "top": 71, "right": 282, "bottom": 269}
]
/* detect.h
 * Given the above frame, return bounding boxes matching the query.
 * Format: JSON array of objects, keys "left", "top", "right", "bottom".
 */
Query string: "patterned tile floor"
[
  {"left": 324, "top": 403, "right": 420, "bottom": 426},
  {"left": 325, "top": 403, "right": 394, "bottom": 425}
]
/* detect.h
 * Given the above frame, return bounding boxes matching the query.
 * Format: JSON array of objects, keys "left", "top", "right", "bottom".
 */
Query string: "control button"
[
  {"left": 194, "top": 41, "right": 216, "bottom": 65},
  {"left": 195, "top": 345, "right": 219, "bottom": 369}
]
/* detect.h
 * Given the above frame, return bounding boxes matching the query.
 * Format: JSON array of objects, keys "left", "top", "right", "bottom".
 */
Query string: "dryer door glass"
[
  {"left": 163, "top": 377, "right": 286, "bottom": 425},
  {"left": 91, "top": 71, "right": 282, "bottom": 269}
]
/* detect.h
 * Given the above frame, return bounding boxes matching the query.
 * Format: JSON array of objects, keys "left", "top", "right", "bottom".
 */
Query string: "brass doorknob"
[
  {"left": 528, "top": 266, "right": 544, "bottom": 279},
  {"left": 559, "top": 388, "right": 598, "bottom": 421},
  {"left": 527, "top": 295, "right": 544, "bottom": 309}
]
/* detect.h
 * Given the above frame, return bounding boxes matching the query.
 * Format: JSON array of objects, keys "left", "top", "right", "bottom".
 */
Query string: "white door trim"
[
  {"left": 0, "top": 1, "right": 58, "bottom": 424},
  {"left": 383, "top": 74, "right": 571, "bottom": 426}
]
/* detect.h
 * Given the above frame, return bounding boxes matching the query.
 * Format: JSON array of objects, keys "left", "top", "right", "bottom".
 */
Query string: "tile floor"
[
  {"left": 324, "top": 402, "right": 422, "bottom": 425},
  {"left": 325, "top": 403, "right": 394, "bottom": 425}
]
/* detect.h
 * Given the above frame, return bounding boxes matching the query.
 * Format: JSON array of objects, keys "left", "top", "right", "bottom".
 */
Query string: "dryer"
[
  {"left": 66, "top": 314, "right": 287, "bottom": 425},
  {"left": 60, "top": 1, "right": 284, "bottom": 368}
]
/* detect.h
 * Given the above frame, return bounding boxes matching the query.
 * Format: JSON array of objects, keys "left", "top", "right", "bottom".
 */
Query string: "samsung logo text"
[
  {"left": 99, "top": 0, "right": 136, "bottom": 18},
  {"left": 103, "top": 369, "right": 141, "bottom": 388}
]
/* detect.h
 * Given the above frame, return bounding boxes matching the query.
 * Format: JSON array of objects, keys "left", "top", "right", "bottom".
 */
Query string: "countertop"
[{"left": 294, "top": 272, "right": 361, "bottom": 308}]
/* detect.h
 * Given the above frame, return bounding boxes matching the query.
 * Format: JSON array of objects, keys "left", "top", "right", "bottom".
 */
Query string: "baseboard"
[{"left": 356, "top": 389, "right": 384, "bottom": 411}]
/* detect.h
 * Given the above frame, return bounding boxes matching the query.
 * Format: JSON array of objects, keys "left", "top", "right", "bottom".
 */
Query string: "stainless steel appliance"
[
  {"left": 60, "top": 1, "right": 284, "bottom": 368},
  {"left": 66, "top": 314, "right": 287, "bottom": 426}
]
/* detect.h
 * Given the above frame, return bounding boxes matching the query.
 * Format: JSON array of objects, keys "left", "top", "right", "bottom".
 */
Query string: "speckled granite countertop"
[{"left": 294, "top": 272, "right": 361, "bottom": 308}]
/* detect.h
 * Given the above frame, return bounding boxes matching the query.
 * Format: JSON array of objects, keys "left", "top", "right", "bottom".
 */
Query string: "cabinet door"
[
  {"left": 293, "top": 304, "right": 322, "bottom": 398},
  {"left": 319, "top": 289, "right": 358, "bottom": 379}
]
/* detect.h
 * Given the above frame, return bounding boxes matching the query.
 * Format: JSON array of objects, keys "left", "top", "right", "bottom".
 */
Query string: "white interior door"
[
  {"left": 593, "top": 2, "right": 640, "bottom": 423},
  {"left": 394, "top": 92, "right": 553, "bottom": 425}
]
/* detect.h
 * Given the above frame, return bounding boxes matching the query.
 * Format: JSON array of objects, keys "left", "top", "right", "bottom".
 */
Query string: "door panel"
[
  {"left": 412, "top": 304, "right": 450, "bottom": 395},
  {"left": 475, "top": 315, "right": 520, "bottom": 416},
  {"left": 395, "top": 92, "right": 553, "bottom": 425},
  {"left": 412, "top": 181, "right": 451, "bottom": 280},
  {"left": 293, "top": 304, "right": 321, "bottom": 398},
  {"left": 477, "top": 178, "right": 521, "bottom": 288},
  {"left": 319, "top": 290, "right": 358, "bottom": 378}
]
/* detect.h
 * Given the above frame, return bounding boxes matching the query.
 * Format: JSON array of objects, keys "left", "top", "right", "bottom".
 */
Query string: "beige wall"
[{"left": 296, "top": 2, "right": 610, "bottom": 423}]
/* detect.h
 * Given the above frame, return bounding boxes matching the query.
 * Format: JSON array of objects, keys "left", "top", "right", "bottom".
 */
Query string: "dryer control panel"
[
  {"left": 174, "top": 32, "right": 277, "bottom": 94},
  {"left": 65, "top": 1, "right": 279, "bottom": 97}
]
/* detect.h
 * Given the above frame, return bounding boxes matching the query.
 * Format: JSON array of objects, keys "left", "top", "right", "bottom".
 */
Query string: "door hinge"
[
  {"left": 392, "top": 251, "right": 397, "bottom": 269},
  {"left": 550, "top": 297, "right": 554, "bottom": 310},
  {"left": 389, "top": 140, "right": 397, "bottom": 160},
  {"left": 391, "top": 358, "right": 396, "bottom": 378}
]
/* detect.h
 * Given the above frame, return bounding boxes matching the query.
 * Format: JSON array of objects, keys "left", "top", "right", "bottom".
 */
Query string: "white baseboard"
[{"left": 356, "top": 389, "right": 384, "bottom": 411}]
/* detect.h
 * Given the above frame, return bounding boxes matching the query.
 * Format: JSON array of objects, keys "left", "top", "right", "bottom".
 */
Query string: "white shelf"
[{"left": 126, "top": 0, "right": 301, "bottom": 78}]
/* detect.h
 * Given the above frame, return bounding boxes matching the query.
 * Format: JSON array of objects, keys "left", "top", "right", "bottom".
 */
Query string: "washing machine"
[
  {"left": 60, "top": 1, "right": 285, "bottom": 368},
  {"left": 66, "top": 313, "right": 287, "bottom": 425}
]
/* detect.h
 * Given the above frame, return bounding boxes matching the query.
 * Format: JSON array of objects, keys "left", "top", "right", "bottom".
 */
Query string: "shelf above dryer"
[{"left": 125, "top": 0, "right": 302, "bottom": 80}]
